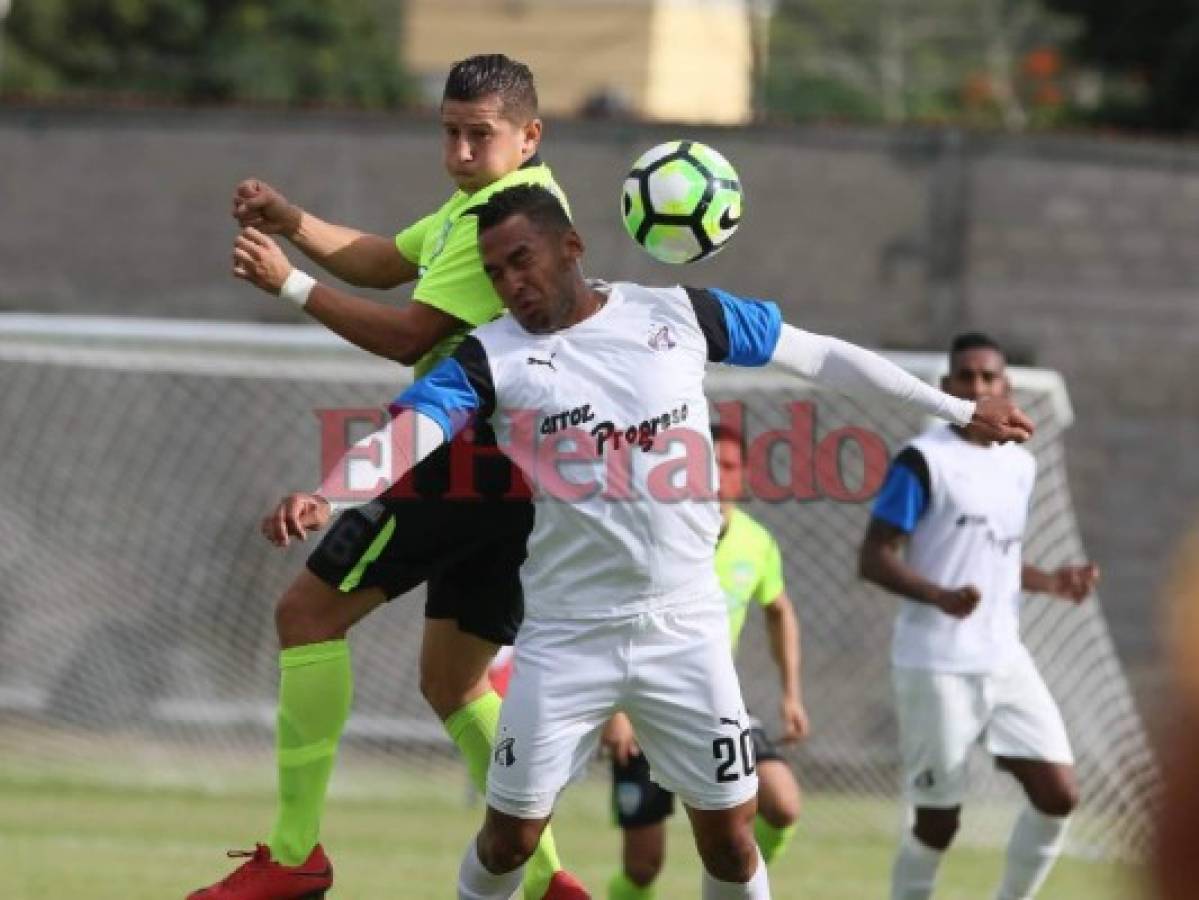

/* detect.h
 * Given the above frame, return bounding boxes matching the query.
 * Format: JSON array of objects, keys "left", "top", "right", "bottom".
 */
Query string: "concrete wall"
[{"left": 1, "top": 105, "right": 1192, "bottom": 703}]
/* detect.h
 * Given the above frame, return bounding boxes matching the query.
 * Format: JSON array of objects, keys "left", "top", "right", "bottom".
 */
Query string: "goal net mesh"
[{"left": 0, "top": 316, "right": 1156, "bottom": 860}]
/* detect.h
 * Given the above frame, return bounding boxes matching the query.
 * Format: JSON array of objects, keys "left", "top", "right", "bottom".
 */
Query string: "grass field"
[{"left": 0, "top": 770, "right": 1144, "bottom": 899}]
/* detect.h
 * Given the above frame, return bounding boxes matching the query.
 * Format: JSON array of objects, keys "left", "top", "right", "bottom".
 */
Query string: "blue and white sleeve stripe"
[
  {"left": 391, "top": 337, "right": 494, "bottom": 440},
  {"left": 685, "top": 286, "right": 783, "bottom": 366},
  {"left": 871, "top": 447, "right": 931, "bottom": 533}
]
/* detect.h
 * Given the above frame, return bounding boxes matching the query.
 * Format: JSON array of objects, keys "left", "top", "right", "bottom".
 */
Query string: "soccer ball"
[{"left": 621, "top": 140, "right": 743, "bottom": 264}]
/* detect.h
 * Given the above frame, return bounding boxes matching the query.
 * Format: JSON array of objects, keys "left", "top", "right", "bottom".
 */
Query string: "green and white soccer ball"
[{"left": 621, "top": 140, "right": 743, "bottom": 264}]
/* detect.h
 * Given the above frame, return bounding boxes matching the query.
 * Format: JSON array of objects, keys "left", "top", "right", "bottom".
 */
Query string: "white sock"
[
  {"left": 995, "top": 806, "right": 1070, "bottom": 900},
  {"left": 891, "top": 830, "right": 944, "bottom": 900},
  {"left": 457, "top": 839, "right": 524, "bottom": 900},
  {"left": 701, "top": 847, "right": 771, "bottom": 899}
]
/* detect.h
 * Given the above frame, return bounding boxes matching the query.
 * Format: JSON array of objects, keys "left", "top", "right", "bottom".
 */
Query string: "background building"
[{"left": 404, "top": 0, "right": 756, "bottom": 122}]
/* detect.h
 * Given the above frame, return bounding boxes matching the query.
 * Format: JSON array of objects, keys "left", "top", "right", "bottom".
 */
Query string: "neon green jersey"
[
  {"left": 394, "top": 158, "right": 567, "bottom": 377},
  {"left": 715, "top": 508, "right": 786, "bottom": 650}
]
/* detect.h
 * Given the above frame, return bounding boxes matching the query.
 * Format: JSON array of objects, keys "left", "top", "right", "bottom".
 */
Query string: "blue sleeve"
[
  {"left": 871, "top": 448, "right": 930, "bottom": 533},
  {"left": 391, "top": 357, "right": 481, "bottom": 441},
  {"left": 684, "top": 286, "right": 782, "bottom": 366}
]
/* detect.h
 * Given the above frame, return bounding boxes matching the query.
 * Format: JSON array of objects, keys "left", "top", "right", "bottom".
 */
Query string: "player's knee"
[
  {"left": 913, "top": 807, "right": 960, "bottom": 852},
  {"left": 274, "top": 583, "right": 342, "bottom": 648},
  {"left": 419, "top": 667, "right": 482, "bottom": 721},
  {"left": 624, "top": 843, "right": 664, "bottom": 886},
  {"left": 476, "top": 824, "right": 540, "bottom": 874},
  {"left": 759, "top": 794, "right": 800, "bottom": 829},
  {"left": 758, "top": 772, "right": 802, "bottom": 827},
  {"left": 695, "top": 826, "right": 759, "bottom": 883},
  {"left": 1032, "top": 781, "right": 1080, "bottom": 818}
]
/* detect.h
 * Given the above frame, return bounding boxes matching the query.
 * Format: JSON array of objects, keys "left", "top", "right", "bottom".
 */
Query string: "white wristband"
[{"left": 279, "top": 269, "right": 316, "bottom": 308}]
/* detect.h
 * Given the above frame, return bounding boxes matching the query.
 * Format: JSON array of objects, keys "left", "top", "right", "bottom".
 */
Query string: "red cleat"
[
  {"left": 541, "top": 870, "right": 591, "bottom": 899},
  {"left": 187, "top": 843, "right": 332, "bottom": 899}
]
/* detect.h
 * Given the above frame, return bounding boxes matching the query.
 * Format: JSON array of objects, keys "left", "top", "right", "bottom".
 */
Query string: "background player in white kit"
[
  {"left": 858, "top": 333, "right": 1100, "bottom": 900},
  {"left": 268, "top": 187, "right": 1036, "bottom": 899}
]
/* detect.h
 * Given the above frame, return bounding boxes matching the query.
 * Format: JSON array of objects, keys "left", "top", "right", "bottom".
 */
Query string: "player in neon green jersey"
[
  {"left": 601, "top": 423, "right": 808, "bottom": 900},
  {"left": 190, "top": 54, "right": 584, "bottom": 900}
]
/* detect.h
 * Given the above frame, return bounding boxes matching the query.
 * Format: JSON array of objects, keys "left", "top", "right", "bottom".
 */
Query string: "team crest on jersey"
[
  {"left": 494, "top": 736, "right": 517, "bottom": 767},
  {"left": 422, "top": 218, "right": 457, "bottom": 275},
  {"left": 647, "top": 324, "right": 677, "bottom": 351}
]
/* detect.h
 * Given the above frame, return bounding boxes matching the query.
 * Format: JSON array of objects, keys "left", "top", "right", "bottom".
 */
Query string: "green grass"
[{"left": 0, "top": 774, "right": 1143, "bottom": 899}]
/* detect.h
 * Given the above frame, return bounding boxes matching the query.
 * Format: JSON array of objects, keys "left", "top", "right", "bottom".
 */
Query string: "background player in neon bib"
[
  {"left": 602, "top": 423, "right": 807, "bottom": 899},
  {"left": 270, "top": 185, "right": 1036, "bottom": 898},
  {"left": 858, "top": 332, "right": 1100, "bottom": 900},
  {"left": 194, "top": 55, "right": 581, "bottom": 900}
]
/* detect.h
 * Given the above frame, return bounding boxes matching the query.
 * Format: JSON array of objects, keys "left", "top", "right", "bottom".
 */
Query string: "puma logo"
[{"left": 527, "top": 353, "right": 557, "bottom": 371}]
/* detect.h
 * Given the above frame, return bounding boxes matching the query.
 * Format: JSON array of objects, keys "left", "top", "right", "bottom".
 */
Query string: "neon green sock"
[
  {"left": 754, "top": 815, "right": 797, "bottom": 866},
  {"left": 444, "top": 691, "right": 563, "bottom": 899},
  {"left": 608, "top": 870, "right": 656, "bottom": 900},
  {"left": 267, "top": 640, "right": 352, "bottom": 866}
]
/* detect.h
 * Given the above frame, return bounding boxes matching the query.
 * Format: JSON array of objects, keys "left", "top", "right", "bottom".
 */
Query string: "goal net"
[{"left": 0, "top": 315, "right": 1156, "bottom": 860}]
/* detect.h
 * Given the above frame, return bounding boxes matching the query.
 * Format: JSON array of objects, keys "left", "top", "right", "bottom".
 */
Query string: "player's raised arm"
[
  {"left": 686, "top": 287, "right": 1034, "bottom": 443},
  {"left": 232, "top": 226, "right": 469, "bottom": 365},
  {"left": 770, "top": 327, "right": 1032, "bottom": 442},
  {"left": 232, "top": 178, "right": 418, "bottom": 289}
]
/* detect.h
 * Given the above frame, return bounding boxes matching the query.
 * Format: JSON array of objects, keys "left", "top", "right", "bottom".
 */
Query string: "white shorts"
[
  {"left": 893, "top": 645, "right": 1074, "bottom": 808},
  {"left": 487, "top": 603, "right": 758, "bottom": 819}
]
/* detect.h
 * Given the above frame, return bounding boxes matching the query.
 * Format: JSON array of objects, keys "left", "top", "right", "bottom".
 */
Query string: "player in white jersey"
[
  {"left": 266, "top": 187, "right": 1035, "bottom": 899},
  {"left": 858, "top": 333, "right": 1100, "bottom": 900}
]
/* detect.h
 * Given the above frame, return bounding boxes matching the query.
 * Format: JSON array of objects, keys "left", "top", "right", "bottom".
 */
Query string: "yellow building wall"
[
  {"left": 404, "top": 0, "right": 655, "bottom": 117},
  {"left": 646, "top": 0, "right": 753, "bottom": 124},
  {"left": 403, "top": 0, "right": 752, "bottom": 124}
]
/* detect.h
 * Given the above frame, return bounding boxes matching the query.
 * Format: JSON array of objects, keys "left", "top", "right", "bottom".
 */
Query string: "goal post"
[{"left": 0, "top": 315, "right": 1156, "bottom": 858}]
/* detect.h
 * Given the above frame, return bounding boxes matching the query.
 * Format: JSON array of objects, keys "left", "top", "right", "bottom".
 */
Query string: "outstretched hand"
[
  {"left": 1052, "top": 563, "right": 1101, "bottom": 603},
  {"left": 232, "top": 179, "right": 302, "bottom": 236},
  {"left": 232, "top": 227, "right": 292, "bottom": 295},
  {"left": 969, "top": 396, "right": 1035, "bottom": 443},
  {"left": 262, "top": 493, "right": 332, "bottom": 547}
]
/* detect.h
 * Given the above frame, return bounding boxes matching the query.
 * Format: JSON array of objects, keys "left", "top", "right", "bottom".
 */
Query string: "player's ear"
[
  {"left": 940, "top": 374, "right": 951, "bottom": 393},
  {"left": 521, "top": 118, "right": 542, "bottom": 158},
  {"left": 1000, "top": 373, "right": 1012, "bottom": 398},
  {"left": 562, "top": 226, "right": 584, "bottom": 260}
]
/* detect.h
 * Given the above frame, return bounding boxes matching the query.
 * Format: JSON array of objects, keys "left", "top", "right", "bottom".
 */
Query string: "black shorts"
[
  {"left": 611, "top": 721, "right": 783, "bottom": 828},
  {"left": 306, "top": 426, "right": 533, "bottom": 646}
]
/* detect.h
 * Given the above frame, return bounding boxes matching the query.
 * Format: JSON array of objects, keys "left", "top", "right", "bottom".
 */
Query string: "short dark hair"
[
  {"left": 710, "top": 423, "right": 745, "bottom": 452},
  {"left": 950, "top": 331, "right": 1004, "bottom": 359},
  {"left": 475, "top": 184, "right": 572, "bottom": 237},
  {"left": 443, "top": 54, "right": 538, "bottom": 122}
]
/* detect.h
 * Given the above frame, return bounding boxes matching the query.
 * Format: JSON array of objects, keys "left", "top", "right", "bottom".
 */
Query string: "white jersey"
[
  {"left": 873, "top": 424, "right": 1036, "bottom": 673},
  {"left": 397, "top": 280, "right": 783, "bottom": 621}
]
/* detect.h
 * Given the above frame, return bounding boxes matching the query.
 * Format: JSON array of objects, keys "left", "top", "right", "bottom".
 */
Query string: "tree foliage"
[
  {"left": 761, "top": 0, "right": 1078, "bottom": 129},
  {"left": 1044, "top": 0, "right": 1199, "bottom": 132},
  {"left": 2, "top": 0, "right": 409, "bottom": 108}
]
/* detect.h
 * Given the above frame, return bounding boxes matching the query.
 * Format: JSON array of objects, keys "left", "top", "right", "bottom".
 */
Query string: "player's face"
[
  {"left": 481, "top": 214, "right": 583, "bottom": 334},
  {"left": 714, "top": 436, "right": 745, "bottom": 503},
  {"left": 942, "top": 347, "right": 1009, "bottom": 402},
  {"left": 440, "top": 96, "right": 542, "bottom": 193}
]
